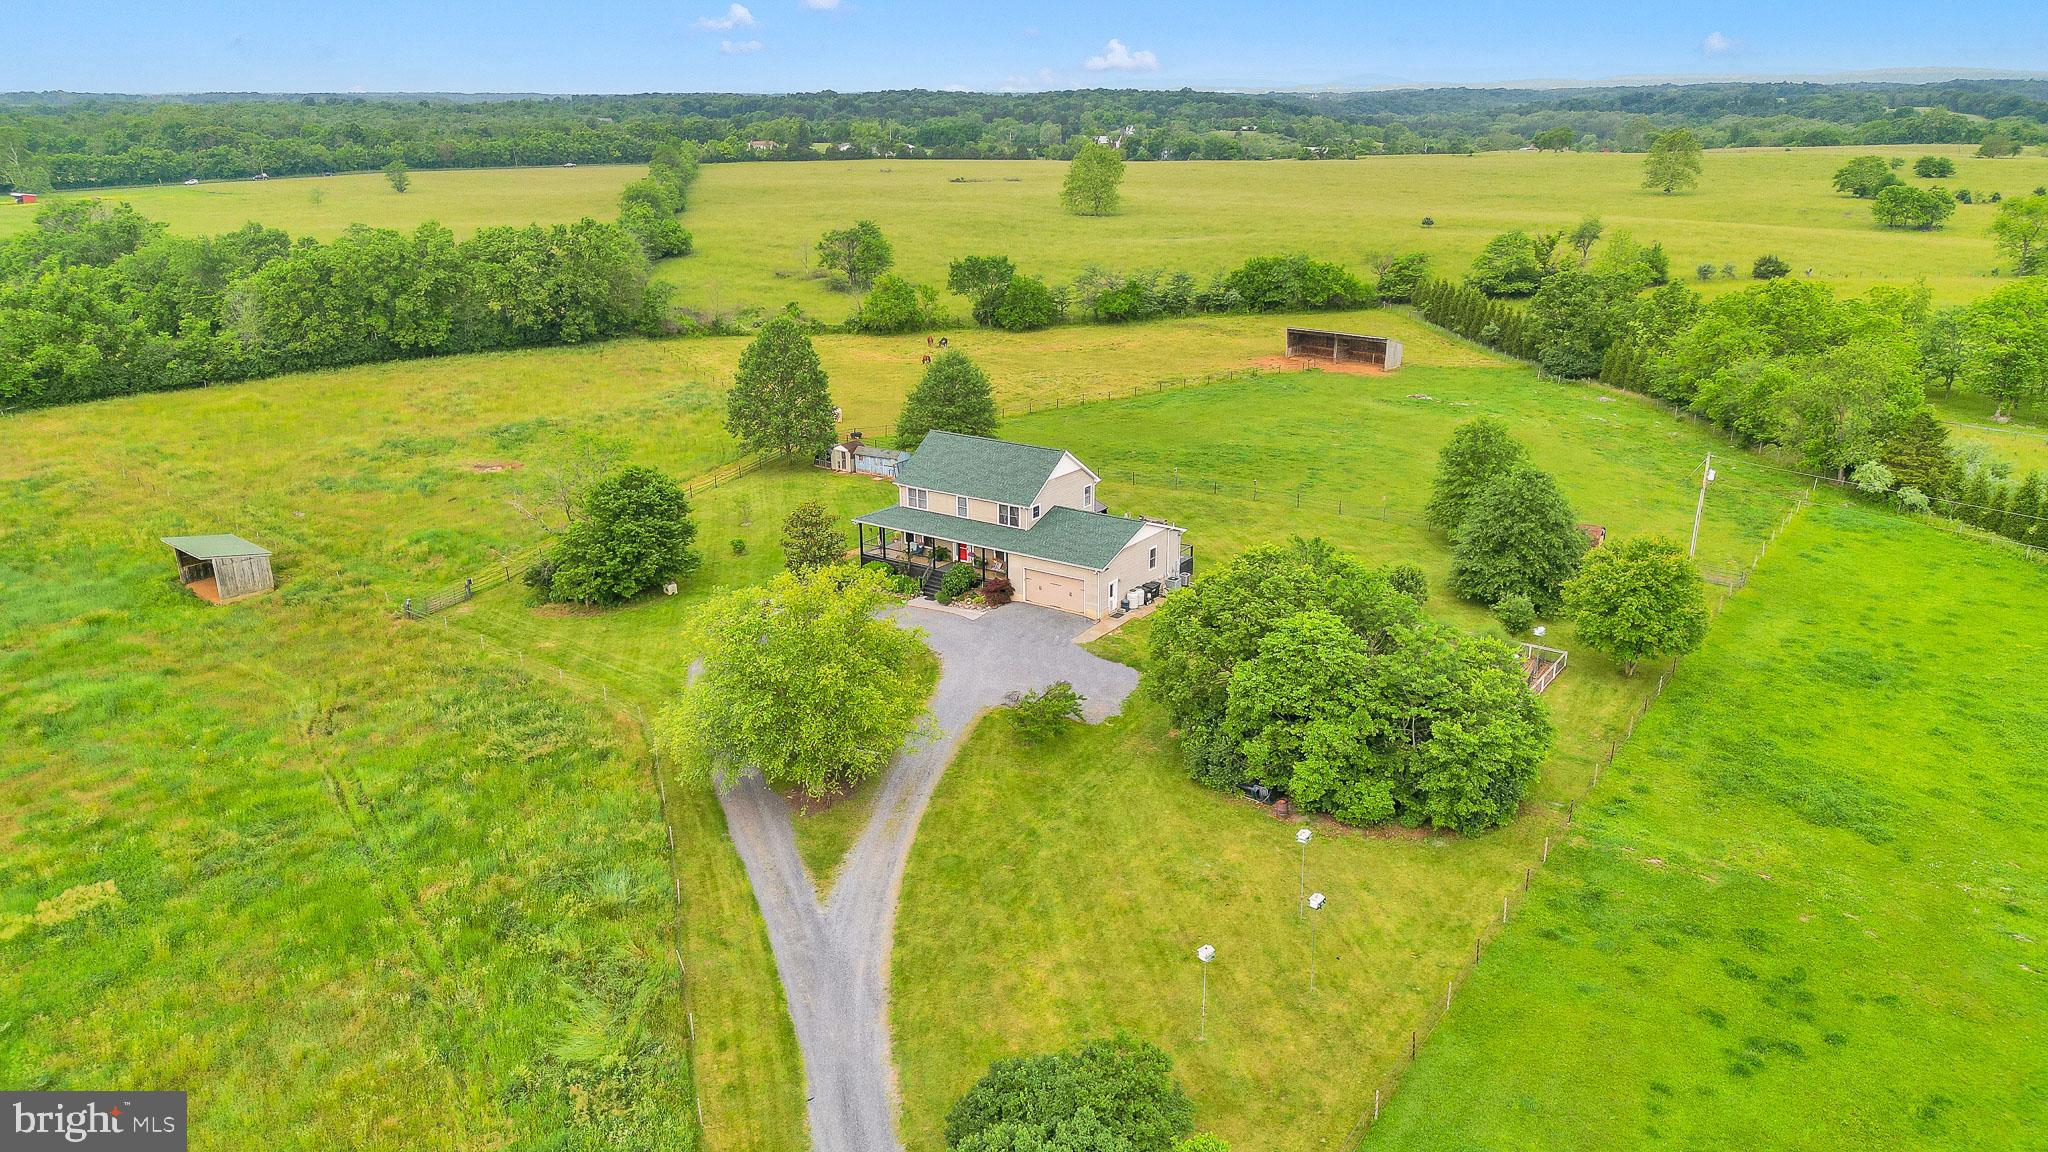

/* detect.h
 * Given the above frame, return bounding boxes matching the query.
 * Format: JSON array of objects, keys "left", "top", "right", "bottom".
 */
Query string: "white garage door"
[{"left": 1023, "top": 569, "right": 1088, "bottom": 616}]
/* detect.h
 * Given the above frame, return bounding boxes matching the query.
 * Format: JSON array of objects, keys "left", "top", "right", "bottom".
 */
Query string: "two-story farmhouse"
[{"left": 853, "top": 431, "right": 1191, "bottom": 619}]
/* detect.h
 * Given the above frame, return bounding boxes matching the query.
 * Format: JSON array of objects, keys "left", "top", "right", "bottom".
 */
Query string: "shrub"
[
  {"left": 1751, "top": 254, "right": 1790, "bottom": 280},
  {"left": 1222, "top": 254, "right": 1374, "bottom": 312},
  {"left": 1421, "top": 216, "right": 1435, "bottom": 228},
  {"left": 946, "top": 1034, "right": 1195, "bottom": 1152},
  {"left": 1374, "top": 252, "right": 1431, "bottom": 302},
  {"left": 730, "top": 537, "right": 747, "bottom": 555},
  {"left": 1383, "top": 561, "right": 1429, "bottom": 605},
  {"left": 545, "top": 465, "right": 701, "bottom": 605},
  {"left": 937, "top": 563, "right": 979, "bottom": 604},
  {"left": 980, "top": 574, "right": 1014, "bottom": 606},
  {"left": 990, "top": 273, "right": 1060, "bottom": 330},
  {"left": 1914, "top": 155, "right": 1956, "bottom": 179},
  {"left": 851, "top": 273, "right": 940, "bottom": 333},
  {"left": 1851, "top": 460, "right": 1897, "bottom": 495},
  {"left": 1492, "top": 593, "right": 1535, "bottom": 635},
  {"left": 1696, "top": 262, "right": 1717, "bottom": 281},
  {"left": 1011, "top": 681, "right": 1085, "bottom": 744}
]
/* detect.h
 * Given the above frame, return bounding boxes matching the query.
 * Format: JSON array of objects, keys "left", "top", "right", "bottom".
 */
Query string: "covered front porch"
[{"left": 856, "top": 521, "right": 1011, "bottom": 588}]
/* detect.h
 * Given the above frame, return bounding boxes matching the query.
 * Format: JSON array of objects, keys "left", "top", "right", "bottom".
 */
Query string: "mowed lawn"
[
  {"left": 889, "top": 362, "right": 1813, "bottom": 1152},
  {"left": 1364, "top": 503, "right": 2048, "bottom": 1151},
  {"left": 659, "top": 146, "right": 2048, "bottom": 317},
  {"left": 0, "top": 164, "right": 647, "bottom": 241}
]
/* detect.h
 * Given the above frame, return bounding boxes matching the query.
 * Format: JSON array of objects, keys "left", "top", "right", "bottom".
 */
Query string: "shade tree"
[
  {"left": 1561, "top": 536, "right": 1709, "bottom": 675},
  {"left": 895, "top": 349, "right": 999, "bottom": 447},
  {"left": 725, "top": 315, "right": 837, "bottom": 457},
  {"left": 1449, "top": 462, "right": 1588, "bottom": 615}
]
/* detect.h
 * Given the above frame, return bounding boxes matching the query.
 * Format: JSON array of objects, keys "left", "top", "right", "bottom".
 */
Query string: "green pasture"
[
  {"left": 887, "top": 363, "right": 1816, "bottom": 1152},
  {"left": 1363, "top": 502, "right": 2048, "bottom": 1151},
  {"left": 662, "top": 146, "right": 2044, "bottom": 316},
  {"left": 0, "top": 164, "right": 646, "bottom": 241}
]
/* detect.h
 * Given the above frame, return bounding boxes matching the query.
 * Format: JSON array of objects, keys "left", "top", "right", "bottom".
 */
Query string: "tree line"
[
  {"left": 5, "top": 79, "right": 2047, "bottom": 191},
  {"left": 0, "top": 158, "right": 695, "bottom": 409}
]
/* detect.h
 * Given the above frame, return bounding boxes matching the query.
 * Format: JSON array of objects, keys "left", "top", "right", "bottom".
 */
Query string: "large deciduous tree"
[
  {"left": 1990, "top": 194, "right": 2048, "bottom": 275},
  {"left": 816, "top": 219, "right": 893, "bottom": 290},
  {"left": 1465, "top": 230, "right": 1547, "bottom": 297},
  {"left": 1561, "top": 536, "right": 1710, "bottom": 676},
  {"left": 725, "top": 315, "right": 837, "bottom": 457},
  {"left": 1872, "top": 185, "right": 1956, "bottom": 230},
  {"left": 1061, "top": 141, "right": 1127, "bottom": 216},
  {"left": 1832, "top": 155, "right": 1901, "bottom": 199},
  {"left": 1642, "top": 128, "right": 1703, "bottom": 194},
  {"left": 1425, "top": 417, "right": 1530, "bottom": 533},
  {"left": 1959, "top": 280, "right": 2048, "bottom": 418},
  {"left": 1449, "top": 463, "right": 1588, "bottom": 614},
  {"left": 664, "top": 567, "right": 931, "bottom": 796},
  {"left": 895, "top": 349, "right": 999, "bottom": 447},
  {"left": 543, "top": 465, "right": 700, "bottom": 605}
]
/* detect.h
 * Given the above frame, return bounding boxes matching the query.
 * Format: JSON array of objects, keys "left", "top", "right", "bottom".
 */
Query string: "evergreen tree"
[
  {"left": 895, "top": 350, "right": 999, "bottom": 447},
  {"left": 1879, "top": 407, "right": 1959, "bottom": 498},
  {"left": 726, "top": 316, "right": 837, "bottom": 458},
  {"left": 2002, "top": 472, "right": 2045, "bottom": 542}
]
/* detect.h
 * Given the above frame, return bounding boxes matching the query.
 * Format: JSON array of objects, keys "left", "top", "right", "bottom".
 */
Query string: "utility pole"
[{"left": 1689, "top": 453, "right": 1714, "bottom": 557}]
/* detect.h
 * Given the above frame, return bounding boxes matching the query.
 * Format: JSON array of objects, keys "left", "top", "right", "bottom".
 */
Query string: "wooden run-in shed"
[
  {"left": 163, "top": 534, "right": 274, "bottom": 603},
  {"left": 1286, "top": 327, "right": 1403, "bottom": 371}
]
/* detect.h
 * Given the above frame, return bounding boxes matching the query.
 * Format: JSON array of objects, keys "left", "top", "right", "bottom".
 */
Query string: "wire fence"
[
  {"left": 399, "top": 452, "right": 770, "bottom": 618},
  {"left": 1341, "top": 490, "right": 1809, "bottom": 1147}
]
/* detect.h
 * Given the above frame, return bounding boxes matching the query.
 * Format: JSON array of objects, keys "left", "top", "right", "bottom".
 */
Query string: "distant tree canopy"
[
  {"left": 896, "top": 350, "right": 999, "bottom": 447},
  {"left": 1991, "top": 194, "right": 2048, "bottom": 274},
  {"left": 1642, "top": 128, "right": 1704, "bottom": 194},
  {"left": 1062, "top": 140, "right": 1127, "bottom": 216},
  {"left": 1465, "top": 231, "right": 1547, "bottom": 297},
  {"left": 382, "top": 159, "right": 410, "bottom": 193},
  {"left": 851, "top": 273, "right": 940, "bottom": 333},
  {"left": 4, "top": 82, "right": 2047, "bottom": 191},
  {"left": 1913, "top": 154, "right": 1957, "bottom": 178}
]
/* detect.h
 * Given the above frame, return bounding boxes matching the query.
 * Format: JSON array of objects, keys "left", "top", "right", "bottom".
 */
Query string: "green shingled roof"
[
  {"left": 855, "top": 503, "right": 1144, "bottom": 571},
  {"left": 162, "top": 534, "right": 270, "bottom": 559},
  {"left": 894, "top": 431, "right": 1070, "bottom": 507}
]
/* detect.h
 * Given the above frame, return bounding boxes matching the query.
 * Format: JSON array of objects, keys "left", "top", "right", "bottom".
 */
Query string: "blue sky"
[{"left": 12, "top": 0, "right": 2047, "bottom": 94}]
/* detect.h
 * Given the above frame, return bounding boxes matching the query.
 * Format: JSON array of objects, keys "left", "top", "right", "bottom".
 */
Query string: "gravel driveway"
[{"left": 716, "top": 602, "right": 1140, "bottom": 1152}]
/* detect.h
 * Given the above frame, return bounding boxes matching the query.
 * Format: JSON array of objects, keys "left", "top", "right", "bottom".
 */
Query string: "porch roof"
[{"left": 854, "top": 503, "right": 1144, "bottom": 571}]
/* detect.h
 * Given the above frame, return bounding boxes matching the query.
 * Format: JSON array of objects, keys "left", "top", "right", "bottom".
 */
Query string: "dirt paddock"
[{"left": 1251, "top": 355, "right": 1391, "bottom": 377}]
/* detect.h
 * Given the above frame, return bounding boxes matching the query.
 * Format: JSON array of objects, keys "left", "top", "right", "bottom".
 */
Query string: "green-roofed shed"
[{"left": 163, "top": 534, "right": 274, "bottom": 603}]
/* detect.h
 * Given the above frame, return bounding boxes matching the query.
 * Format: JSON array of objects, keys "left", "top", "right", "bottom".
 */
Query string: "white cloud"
[
  {"left": 800, "top": 0, "right": 839, "bottom": 8},
  {"left": 696, "top": 4, "right": 755, "bottom": 30},
  {"left": 1083, "top": 38, "right": 1159, "bottom": 72},
  {"left": 1701, "top": 31, "right": 1739, "bottom": 56},
  {"left": 720, "top": 38, "right": 764, "bottom": 53}
]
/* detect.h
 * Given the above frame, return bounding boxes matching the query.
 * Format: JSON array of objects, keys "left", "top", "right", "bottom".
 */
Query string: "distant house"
[
  {"left": 853, "top": 431, "right": 1190, "bottom": 618},
  {"left": 8, "top": 192, "right": 34, "bottom": 205},
  {"left": 746, "top": 140, "right": 782, "bottom": 153}
]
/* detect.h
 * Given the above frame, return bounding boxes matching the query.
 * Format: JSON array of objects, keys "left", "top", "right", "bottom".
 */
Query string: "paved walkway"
[{"left": 716, "top": 602, "right": 1139, "bottom": 1152}]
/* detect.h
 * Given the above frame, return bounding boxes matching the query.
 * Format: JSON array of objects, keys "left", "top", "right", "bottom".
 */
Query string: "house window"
[
  {"left": 1083, "top": 483, "right": 1094, "bottom": 508},
  {"left": 1148, "top": 546, "right": 1158, "bottom": 570},
  {"left": 956, "top": 495, "right": 969, "bottom": 518},
  {"left": 999, "top": 504, "right": 1020, "bottom": 528},
  {"left": 1031, "top": 504, "right": 1041, "bottom": 520},
  {"left": 904, "top": 487, "right": 929, "bottom": 510}
]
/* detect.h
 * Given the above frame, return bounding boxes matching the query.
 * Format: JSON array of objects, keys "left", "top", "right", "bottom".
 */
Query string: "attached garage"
[{"left": 1020, "top": 567, "right": 1088, "bottom": 614}]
